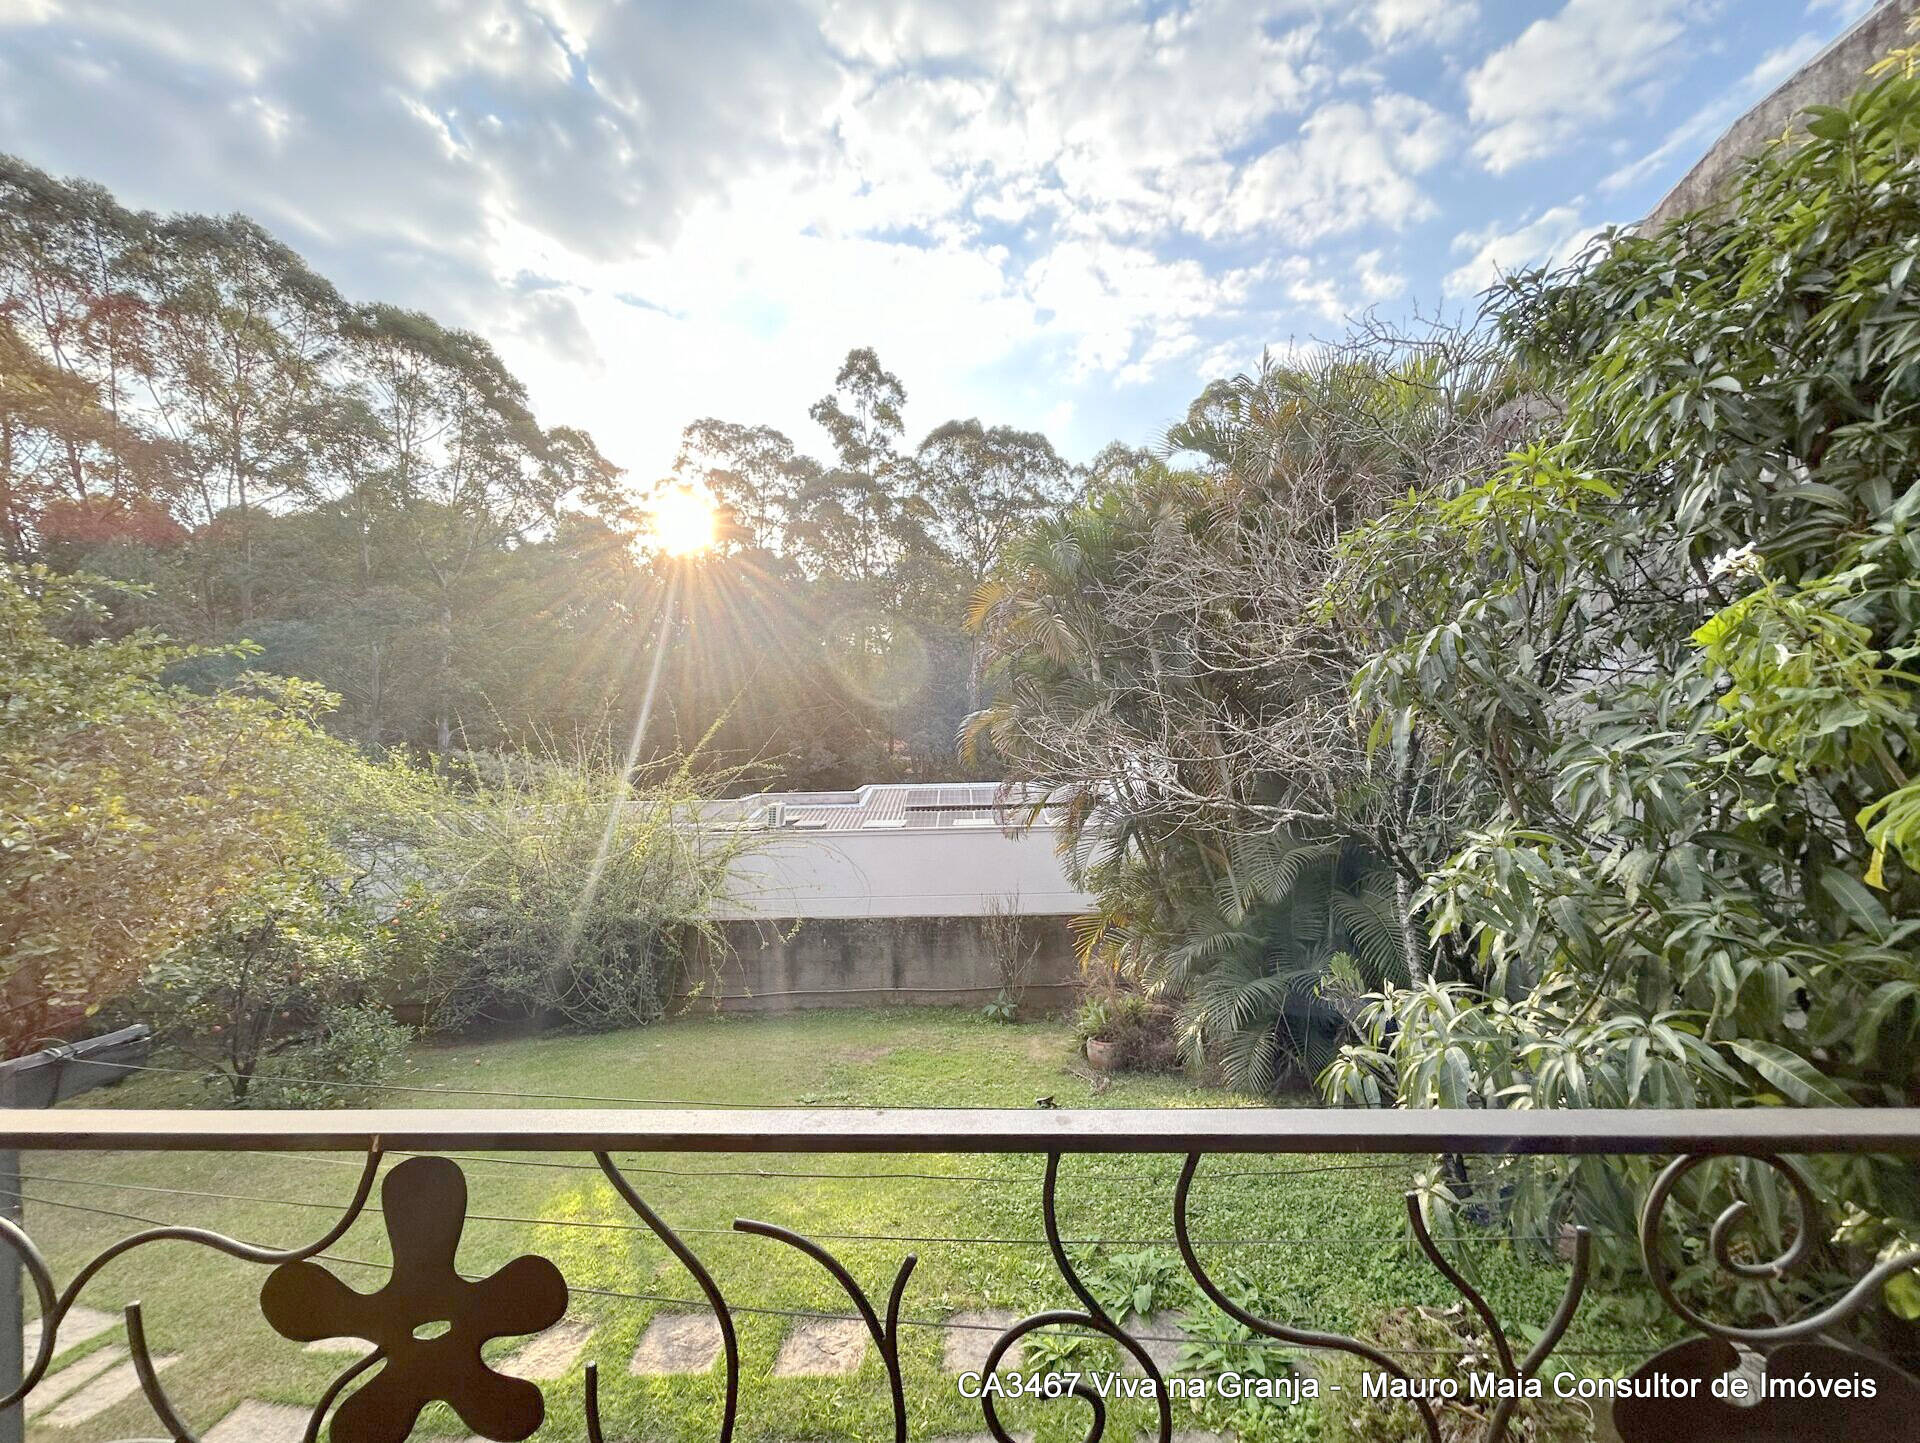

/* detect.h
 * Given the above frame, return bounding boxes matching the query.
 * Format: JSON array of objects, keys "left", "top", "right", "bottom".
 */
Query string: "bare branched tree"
[{"left": 967, "top": 316, "right": 1547, "bottom": 987}]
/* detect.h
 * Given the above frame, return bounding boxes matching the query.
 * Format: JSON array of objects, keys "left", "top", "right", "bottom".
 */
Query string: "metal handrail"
[
  {"left": 4, "top": 1105, "right": 1919, "bottom": 1153},
  {"left": 5, "top": 1107, "right": 1920, "bottom": 1442}
]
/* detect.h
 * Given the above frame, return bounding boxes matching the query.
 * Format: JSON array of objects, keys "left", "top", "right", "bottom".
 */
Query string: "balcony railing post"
[{"left": 0, "top": 1068, "right": 20, "bottom": 1443}]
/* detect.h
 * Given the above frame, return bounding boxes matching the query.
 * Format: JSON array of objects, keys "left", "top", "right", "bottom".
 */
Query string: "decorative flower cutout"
[
  {"left": 261, "top": 1155, "right": 567, "bottom": 1443},
  {"left": 1614, "top": 1337, "right": 1920, "bottom": 1442}
]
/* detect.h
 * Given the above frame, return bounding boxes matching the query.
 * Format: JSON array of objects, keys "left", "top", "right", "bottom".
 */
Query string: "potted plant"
[{"left": 1075, "top": 997, "right": 1121, "bottom": 1070}]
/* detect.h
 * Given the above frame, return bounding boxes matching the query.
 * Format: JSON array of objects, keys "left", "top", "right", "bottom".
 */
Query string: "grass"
[{"left": 20, "top": 1009, "right": 1663, "bottom": 1441}]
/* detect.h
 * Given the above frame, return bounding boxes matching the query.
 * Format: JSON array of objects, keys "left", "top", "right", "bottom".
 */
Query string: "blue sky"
[{"left": 0, "top": 0, "right": 1885, "bottom": 485}]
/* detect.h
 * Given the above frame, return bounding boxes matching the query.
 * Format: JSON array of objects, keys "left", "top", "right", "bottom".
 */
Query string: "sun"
[{"left": 647, "top": 485, "right": 718, "bottom": 557}]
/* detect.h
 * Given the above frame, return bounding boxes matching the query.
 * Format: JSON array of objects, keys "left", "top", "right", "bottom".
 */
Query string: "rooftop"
[{"left": 705, "top": 782, "right": 1065, "bottom": 834}]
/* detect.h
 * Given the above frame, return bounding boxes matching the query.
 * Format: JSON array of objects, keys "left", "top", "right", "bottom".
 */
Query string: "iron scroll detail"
[
  {"left": 972, "top": 1152, "right": 1173, "bottom": 1443},
  {"left": 593, "top": 1151, "right": 740, "bottom": 1443}
]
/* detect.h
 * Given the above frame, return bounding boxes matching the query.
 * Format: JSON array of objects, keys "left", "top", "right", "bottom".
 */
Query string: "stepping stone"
[
  {"left": 304, "top": 1335, "right": 376, "bottom": 1357},
  {"left": 37, "top": 1350, "right": 176, "bottom": 1426},
  {"left": 1119, "top": 1311, "right": 1186, "bottom": 1377},
  {"left": 773, "top": 1317, "right": 867, "bottom": 1376},
  {"left": 629, "top": 1312, "right": 723, "bottom": 1375},
  {"left": 23, "top": 1305, "right": 117, "bottom": 1359},
  {"left": 501, "top": 1317, "right": 594, "bottom": 1380},
  {"left": 942, "top": 1310, "right": 1023, "bottom": 1373},
  {"left": 25, "top": 1345, "right": 127, "bottom": 1418},
  {"left": 206, "top": 1400, "right": 312, "bottom": 1443}
]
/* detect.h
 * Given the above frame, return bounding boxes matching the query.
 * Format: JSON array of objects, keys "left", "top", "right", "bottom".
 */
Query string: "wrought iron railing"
[{"left": 3, "top": 1107, "right": 1918, "bottom": 1443}]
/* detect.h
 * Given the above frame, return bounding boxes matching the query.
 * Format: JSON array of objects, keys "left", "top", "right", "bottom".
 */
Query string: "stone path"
[
  {"left": 941, "top": 1309, "right": 1021, "bottom": 1373},
  {"left": 1119, "top": 1310, "right": 1187, "bottom": 1376},
  {"left": 772, "top": 1317, "right": 868, "bottom": 1376},
  {"left": 501, "top": 1317, "right": 595, "bottom": 1381},
  {"left": 36, "top": 1350, "right": 176, "bottom": 1427},
  {"left": 25, "top": 1345, "right": 127, "bottom": 1420},
  {"left": 23, "top": 1305, "right": 117, "bottom": 1360},
  {"left": 303, "top": 1334, "right": 376, "bottom": 1357},
  {"left": 629, "top": 1311, "right": 724, "bottom": 1374},
  {"left": 205, "top": 1400, "right": 310, "bottom": 1443},
  {"left": 35, "top": 1308, "right": 1204, "bottom": 1436}
]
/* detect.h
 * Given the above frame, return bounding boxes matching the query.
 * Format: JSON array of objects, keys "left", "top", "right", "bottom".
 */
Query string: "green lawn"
[{"left": 20, "top": 1010, "right": 1658, "bottom": 1441}]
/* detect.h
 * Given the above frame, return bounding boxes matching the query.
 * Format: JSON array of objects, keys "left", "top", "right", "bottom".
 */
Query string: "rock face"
[{"left": 1643, "top": 0, "right": 1920, "bottom": 231}]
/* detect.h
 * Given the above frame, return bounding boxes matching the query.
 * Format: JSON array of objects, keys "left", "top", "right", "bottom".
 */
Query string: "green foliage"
[
  {"left": 1165, "top": 833, "right": 1408, "bottom": 1092},
  {"left": 1173, "top": 1270, "right": 1309, "bottom": 1442},
  {"left": 246, "top": 1002, "right": 413, "bottom": 1109},
  {"left": 0, "top": 565, "right": 357, "bottom": 1054},
  {"left": 3, "top": 154, "right": 1069, "bottom": 790},
  {"left": 980, "top": 989, "right": 1020, "bottom": 1023},
  {"left": 136, "top": 877, "right": 405, "bottom": 1104},
  {"left": 1317, "top": 1304, "right": 1594, "bottom": 1443},
  {"left": 1322, "top": 58, "right": 1920, "bottom": 1330},
  {"left": 1081, "top": 1247, "right": 1189, "bottom": 1322}
]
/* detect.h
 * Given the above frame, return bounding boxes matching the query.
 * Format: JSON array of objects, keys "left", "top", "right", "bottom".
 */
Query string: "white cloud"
[
  {"left": 0, "top": 0, "right": 1823, "bottom": 478},
  {"left": 1353, "top": 248, "right": 1406, "bottom": 303},
  {"left": 1805, "top": 0, "right": 1876, "bottom": 18},
  {"left": 1466, "top": 0, "right": 1707, "bottom": 173},
  {"left": 1444, "top": 205, "right": 1604, "bottom": 298},
  {"left": 1025, "top": 237, "right": 1258, "bottom": 382},
  {"left": 1222, "top": 94, "right": 1455, "bottom": 240},
  {"left": 1363, "top": 0, "right": 1479, "bottom": 47}
]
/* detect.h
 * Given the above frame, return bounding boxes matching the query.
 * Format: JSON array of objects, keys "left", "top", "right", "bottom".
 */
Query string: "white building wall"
[{"left": 711, "top": 826, "right": 1094, "bottom": 921}]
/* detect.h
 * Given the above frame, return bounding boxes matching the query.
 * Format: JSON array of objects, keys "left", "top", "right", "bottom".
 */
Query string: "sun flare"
[{"left": 648, "top": 485, "right": 718, "bottom": 557}]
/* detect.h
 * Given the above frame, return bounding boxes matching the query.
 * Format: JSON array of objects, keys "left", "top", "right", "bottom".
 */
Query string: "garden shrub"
[
  {"left": 412, "top": 750, "right": 752, "bottom": 1033},
  {"left": 137, "top": 878, "right": 406, "bottom": 1104},
  {"left": 246, "top": 1002, "right": 413, "bottom": 1109},
  {"left": 0, "top": 566, "right": 361, "bottom": 1056},
  {"left": 1074, "top": 986, "right": 1178, "bottom": 1072}
]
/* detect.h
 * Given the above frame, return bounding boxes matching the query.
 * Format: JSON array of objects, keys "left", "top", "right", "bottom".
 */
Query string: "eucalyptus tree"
[
  {"left": 912, "top": 418, "right": 1072, "bottom": 708},
  {"left": 0, "top": 157, "right": 167, "bottom": 557},
  {"left": 674, "top": 418, "right": 820, "bottom": 557},
  {"left": 342, "top": 304, "right": 618, "bottom": 758},
  {"left": 142, "top": 214, "right": 343, "bottom": 627},
  {"left": 800, "top": 347, "right": 930, "bottom": 584}
]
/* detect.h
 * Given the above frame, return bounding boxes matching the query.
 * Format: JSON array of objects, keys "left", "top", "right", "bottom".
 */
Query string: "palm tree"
[{"left": 1156, "top": 831, "right": 1408, "bottom": 1092}]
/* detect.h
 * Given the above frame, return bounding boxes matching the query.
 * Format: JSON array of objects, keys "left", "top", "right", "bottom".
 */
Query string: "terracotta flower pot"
[{"left": 1085, "top": 1037, "right": 1120, "bottom": 1071}]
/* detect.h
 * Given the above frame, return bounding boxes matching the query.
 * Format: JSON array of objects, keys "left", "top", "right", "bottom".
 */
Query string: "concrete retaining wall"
[
  {"left": 678, "top": 914, "right": 1082, "bottom": 1014},
  {"left": 1645, "top": 0, "right": 1919, "bottom": 229}
]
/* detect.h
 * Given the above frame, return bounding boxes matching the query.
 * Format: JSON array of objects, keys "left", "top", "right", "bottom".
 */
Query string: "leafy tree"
[
  {"left": 0, "top": 566, "right": 353, "bottom": 1054},
  {"left": 800, "top": 347, "right": 927, "bottom": 583},
  {"left": 967, "top": 347, "right": 1526, "bottom": 1081},
  {"left": 1324, "top": 61, "right": 1920, "bottom": 1313},
  {"left": 141, "top": 213, "right": 342, "bottom": 627},
  {"left": 135, "top": 874, "right": 407, "bottom": 1105},
  {"left": 0, "top": 158, "right": 171, "bottom": 560},
  {"left": 340, "top": 303, "right": 618, "bottom": 757},
  {"left": 675, "top": 418, "right": 820, "bottom": 557}
]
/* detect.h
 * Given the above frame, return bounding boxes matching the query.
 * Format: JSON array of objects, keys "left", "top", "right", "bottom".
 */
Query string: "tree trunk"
[
  {"left": 435, "top": 592, "right": 454, "bottom": 762},
  {"left": 1397, "top": 868, "right": 1429, "bottom": 988},
  {"left": 1394, "top": 734, "right": 1430, "bottom": 987}
]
